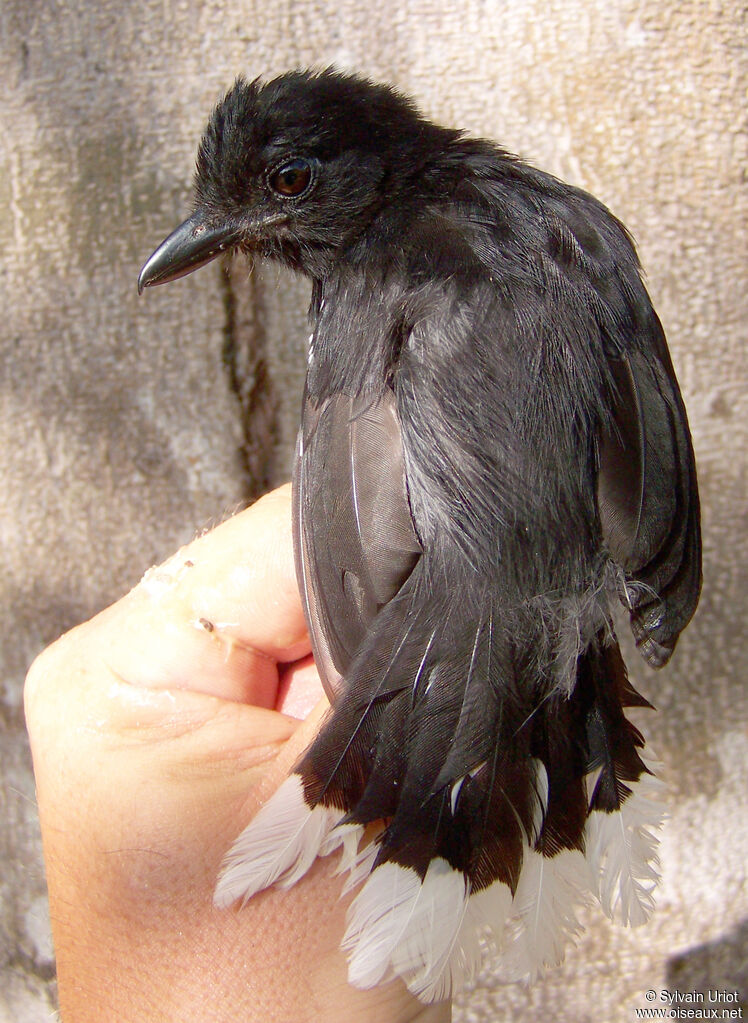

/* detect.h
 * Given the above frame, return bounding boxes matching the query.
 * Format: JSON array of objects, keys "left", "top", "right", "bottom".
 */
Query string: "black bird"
[{"left": 139, "top": 69, "right": 701, "bottom": 1001}]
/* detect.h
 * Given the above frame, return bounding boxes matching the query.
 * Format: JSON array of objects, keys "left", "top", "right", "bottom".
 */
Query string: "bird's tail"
[{"left": 215, "top": 589, "right": 662, "bottom": 1002}]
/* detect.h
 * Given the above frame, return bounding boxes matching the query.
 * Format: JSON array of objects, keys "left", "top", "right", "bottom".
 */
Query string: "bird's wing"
[
  {"left": 597, "top": 334, "right": 701, "bottom": 666},
  {"left": 293, "top": 386, "right": 422, "bottom": 699}
]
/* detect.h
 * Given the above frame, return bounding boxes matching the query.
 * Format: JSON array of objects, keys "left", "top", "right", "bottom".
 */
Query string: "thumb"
[{"left": 105, "top": 483, "right": 315, "bottom": 707}]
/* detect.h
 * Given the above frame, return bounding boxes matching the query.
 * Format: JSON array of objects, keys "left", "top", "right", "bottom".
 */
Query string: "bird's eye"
[{"left": 269, "top": 158, "right": 313, "bottom": 198}]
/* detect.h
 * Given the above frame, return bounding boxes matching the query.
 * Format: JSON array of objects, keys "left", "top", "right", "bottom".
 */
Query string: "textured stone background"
[{"left": 1, "top": 1, "right": 745, "bottom": 1019}]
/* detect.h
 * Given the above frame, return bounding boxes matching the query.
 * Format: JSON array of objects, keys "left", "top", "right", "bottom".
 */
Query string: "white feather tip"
[
  {"left": 214, "top": 774, "right": 340, "bottom": 909},
  {"left": 343, "top": 858, "right": 483, "bottom": 1002},
  {"left": 585, "top": 769, "right": 665, "bottom": 927}
]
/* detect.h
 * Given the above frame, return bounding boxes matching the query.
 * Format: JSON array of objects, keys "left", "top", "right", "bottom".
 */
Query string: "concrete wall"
[{"left": 1, "top": 1, "right": 745, "bottom": 1019}]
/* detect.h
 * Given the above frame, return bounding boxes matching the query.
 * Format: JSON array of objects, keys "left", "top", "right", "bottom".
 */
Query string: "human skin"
[{"left": 24, "top": 485, "right": 449, "bottom": 1023}]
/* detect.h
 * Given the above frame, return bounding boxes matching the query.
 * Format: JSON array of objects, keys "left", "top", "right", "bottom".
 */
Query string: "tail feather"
[
  {"left": 585, "top": 770, "right": 664, "bottom": 926},
  {"left": 578, "top": 637, "right": 664, "bottom": 927},
  {"left": 214, "top": 775, "right": 340, "bottom": 908},
  {"left": 495, "top": 846, "right": 592, "bottom": 982},
  {"left": 340, "top": 834, "right": 380, "bottom": 895},
  {"left": 343, "top": 858, "right": 473, "bottom": 1001},
  {"left": 215, "top": 607, "right": 664, "bottom": 1001}
]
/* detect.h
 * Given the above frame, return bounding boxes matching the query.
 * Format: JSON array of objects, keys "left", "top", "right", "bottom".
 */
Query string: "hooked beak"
[{"left": 137, "top": 209, "right": 243, "bottom": 294}]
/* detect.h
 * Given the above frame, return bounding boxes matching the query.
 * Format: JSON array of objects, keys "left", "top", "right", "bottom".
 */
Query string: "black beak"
[{"left": 138, "top": 209, "right": 243, "bottom": 294}]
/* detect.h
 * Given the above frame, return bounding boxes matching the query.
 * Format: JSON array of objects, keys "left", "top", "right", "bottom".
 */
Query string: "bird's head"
[{"left": 138, "top": 69, "right": 456, "bottom": 289}]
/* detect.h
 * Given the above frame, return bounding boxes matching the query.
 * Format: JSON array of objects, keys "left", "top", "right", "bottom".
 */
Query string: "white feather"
[
  {"left": 391, "top": 860, "right": 471, "bottom": 1002},
  {"left": 342, "top": 861, "right": 422, "bottom": 988},
  {"left": 585, "top": 770, "right": 664, "bottom": 926},
  {"left": 341, "top": 835, "right": 380, "bottom": 895},
  {"left": 342, "top": 858, "right": 473, "bottom": 1001},
  {"left": 497, "top": 846, "right": 592, "bottom": 982},
  {"left": 465, "top": 877, "right": 514, "bottom": 951},
  {"left": 454, "top": 878, "right": 514, "bottom": 993},
  {"left": 320, "top": 821, "right": 366, "bottom": 877},
  {"left": 213, "top": 774, "right": 340, "bottom": 908}
]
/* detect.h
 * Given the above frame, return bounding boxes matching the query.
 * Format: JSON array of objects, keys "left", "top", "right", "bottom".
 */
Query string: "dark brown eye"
[{"left": 269, "top": 158, "right": 313, "bottom": 197}]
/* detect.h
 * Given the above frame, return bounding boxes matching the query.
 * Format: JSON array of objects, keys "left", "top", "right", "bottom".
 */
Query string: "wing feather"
[
  {"left": 293, "top": 388, "right": 421, "bottom": 698},
  {"left": 598, "top": 337, "right": 701, "bottom": 665}
]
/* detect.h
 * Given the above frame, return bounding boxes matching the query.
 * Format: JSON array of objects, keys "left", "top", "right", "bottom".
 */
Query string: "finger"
[
  {"left": 277, "top": 654, "right": 327, "bottom": 719},
  {"left": 102, "top": 485, "right": 311, "bottom": 706}
]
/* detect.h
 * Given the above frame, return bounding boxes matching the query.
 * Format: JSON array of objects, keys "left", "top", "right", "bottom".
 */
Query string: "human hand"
[{"left": 25, "top": 485, "right": 448, "bottom": 1023}]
